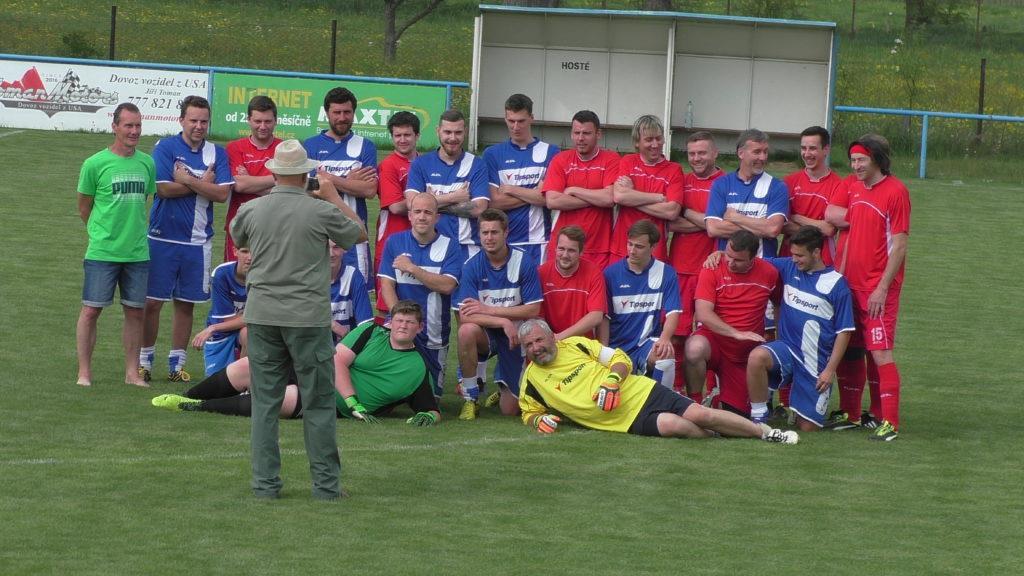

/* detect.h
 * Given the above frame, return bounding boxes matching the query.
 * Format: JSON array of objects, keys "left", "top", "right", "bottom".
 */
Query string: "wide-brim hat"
[{"left": 265, "top": 139, "right": 319, "bottom": 175}]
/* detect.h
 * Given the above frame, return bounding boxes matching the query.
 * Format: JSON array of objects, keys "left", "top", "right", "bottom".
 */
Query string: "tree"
[
  {"left": 905, "top": 0, "right": 970, "bottom": 30},
  {"left": 384, "top": 0, "right": 444, "bottom": 63}
]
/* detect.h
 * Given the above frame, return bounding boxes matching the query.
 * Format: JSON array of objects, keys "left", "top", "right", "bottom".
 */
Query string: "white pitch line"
[
  {"left": 0, "top": 130, "right": 26, "bottom": 139},
  {"left": 0, "top": 430, "right": 590, "bottom": 467}
]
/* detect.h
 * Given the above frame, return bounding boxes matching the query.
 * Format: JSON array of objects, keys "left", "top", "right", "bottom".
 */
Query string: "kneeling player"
[
  {"left": 744, "top": 226, "right": 854, "bottom": 431},
  {"left": 152, "top": 301, "right": 440, "bottom": 425},
  {"left": 190, "top": 246, "right": 251, "bottom": 376},
  {"left": 518, "top": 319, "right": 796, "bottom": 443},
  {"left": 453, "top": 209, "right": 542, "bottom": 420}
]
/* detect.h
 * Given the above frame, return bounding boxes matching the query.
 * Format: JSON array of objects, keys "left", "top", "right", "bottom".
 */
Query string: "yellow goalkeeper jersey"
[{"left": 518, "top": 336, "right": 656, "bottom": 433}]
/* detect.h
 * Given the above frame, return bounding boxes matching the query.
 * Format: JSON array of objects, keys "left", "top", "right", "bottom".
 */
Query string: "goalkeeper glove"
[
  {"left": 532, "top": 414, "right": 560, "bottom": 434},
  {"left": 345, "top": 395, "right": 381, "bottom": 424},
  {"left": 406, "top": 411, "right": 439, "bottom": 427},
  {"left": 593, "top": 373, "right": 622, "bottom": 411}
]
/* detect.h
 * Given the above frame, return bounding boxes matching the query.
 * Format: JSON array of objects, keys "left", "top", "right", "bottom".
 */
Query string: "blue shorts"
[
  {"left": 82, "top": 259, "right": 149, "bottom": 308},
  {"left": 344, "top": 241, "right": 371, "bottom": 287},
  {"left": 146, "top": 239, "right": 211, "bottom": 302},
  {"left": 481, "top": 328, "right": 525, "bottom": 397},
  {"left": 415, "top": 339, "right": 448, "bottom": 398},
  {"left": 760, "top": 340, "right": 831, "bottom": 427},
  {"left": 203, "top": 332, "right": 240, "bottom": 376},
  {"left": 626, "top": 338, "right": 657, "bottom": 376}
]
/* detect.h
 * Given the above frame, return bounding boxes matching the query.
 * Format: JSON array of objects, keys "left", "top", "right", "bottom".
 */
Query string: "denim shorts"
[{"left": 83, "top": 259, "right": 150, "bottom": 308}]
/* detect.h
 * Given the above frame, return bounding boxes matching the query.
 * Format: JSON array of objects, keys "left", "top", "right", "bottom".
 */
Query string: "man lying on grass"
[
  {"left": 518, "top": 318, "right": 797, "bottom": 444},
  {"left": 152, "top": 300, "right": 440, "bottom": 426}
]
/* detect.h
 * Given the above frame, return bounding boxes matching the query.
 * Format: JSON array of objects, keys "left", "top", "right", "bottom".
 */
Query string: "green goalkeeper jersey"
[{"left": 334, "top": 323, "right": 434, "bottom": 416}]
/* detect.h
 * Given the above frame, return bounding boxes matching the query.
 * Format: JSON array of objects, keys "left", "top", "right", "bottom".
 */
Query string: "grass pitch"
[{"left": 1, "top": 129, "right": 1022, "bottom": 575}]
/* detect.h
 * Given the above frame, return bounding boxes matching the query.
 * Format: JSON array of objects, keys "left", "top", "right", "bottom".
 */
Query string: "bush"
[{"left": 58, "top": 31, "right": 100, "bottom": 59}]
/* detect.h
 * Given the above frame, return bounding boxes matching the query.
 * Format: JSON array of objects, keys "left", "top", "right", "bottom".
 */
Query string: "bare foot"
[
  {"left": 125, "top": 379, "right": 151, "bottom": 388},
  {"left": 76, "top": 378, "right": 92, "bottom": 387}
]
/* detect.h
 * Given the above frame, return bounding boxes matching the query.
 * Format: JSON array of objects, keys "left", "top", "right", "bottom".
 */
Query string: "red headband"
[{"left": 849, "top": 144, "right": 871, "bottom": 157}]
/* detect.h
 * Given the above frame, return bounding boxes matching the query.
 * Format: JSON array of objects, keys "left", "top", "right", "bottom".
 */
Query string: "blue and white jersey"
[
  {"left": 406, "top": 150, "right": 490, "bottom": 246},
  {"left": 604, "top": 257, "right": 682, "bottom": 352},
  {"left": 303, "top": 130, "right": 378, "bottom": 226},
  {"left": 768, "top": 258, "right": 855, "bottom": 377},
  {"left": 378, "top": 230, "right": 462, "bottom": 348},
  {"left": 206, "top": 261, "right": 246, "bottom": 341},
  {"left": 453, "top": 246, "right": 542, "bottom": 313},
  {"left": 150, "top": 134, "right": 233, "bottom": 245},
  {"left": 705, "top": 171, "right": 789, "bottom": 257},
  {"left": 331, "top": 263, "right": 374, "bottom": 332},
  {"left": 483, "top": 138, "right": 559, "bottom": 246}
]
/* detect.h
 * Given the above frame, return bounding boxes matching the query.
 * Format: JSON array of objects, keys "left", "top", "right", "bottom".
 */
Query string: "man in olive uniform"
[{"left": 230, "top": 139, "right": 366, "bottom": 500}]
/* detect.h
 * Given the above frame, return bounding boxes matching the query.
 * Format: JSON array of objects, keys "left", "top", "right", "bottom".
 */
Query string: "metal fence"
[{"left": 835, "top": 105, "right": 1024, "bottom": 178}]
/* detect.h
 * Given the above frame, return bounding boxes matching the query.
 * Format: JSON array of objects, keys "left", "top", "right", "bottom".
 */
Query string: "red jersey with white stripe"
[
  {"left": 782, "top": 169, "right": 846, "bottom": 266},
  {"left": 668, "top": 168, "right": 724, "bottom": 275},
  {"left": 538, "top": 259, "right": 607, "bottom": 338},
  {"left": 611, "top": 154, "right": 684, "bottom": 262},
  {"left": 837, "top": 175, "right": 911, "bottom": 291},
  {"left": 375, "top": 151, "right": 413, "bottom": 256},
  {"left": 225, "top": 136, "right": 281, "bottom": 232},
  {"left": 542, "top": 148, "right": 619, "bottom": 260},
  {"left": 695, "top": 258, "right": 779, "bottom": 335}
]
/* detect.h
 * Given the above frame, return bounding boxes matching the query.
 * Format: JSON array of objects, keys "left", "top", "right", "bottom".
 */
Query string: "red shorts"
[
  {"left": 674, "top": 273, "right": 698, "bottom": 337},
  {"left": 850, "top": 287, "right": 901, "bottom": 351},
  {"left": 692, "top": 327, "right": 759, "bottom": 413}
]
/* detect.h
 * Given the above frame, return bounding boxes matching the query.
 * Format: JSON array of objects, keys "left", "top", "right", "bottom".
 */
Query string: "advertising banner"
[
  {"left": 0, "top": 59, "right": 208, "bottom": 135},
  {"left": 210, "top": 72, "right": 446, "bottom": 149}
]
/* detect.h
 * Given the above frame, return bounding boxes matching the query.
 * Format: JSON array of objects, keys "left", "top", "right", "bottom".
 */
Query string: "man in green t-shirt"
[
  {"left": 151, "top": 300, "right": 440, "bottom": 425},
  {"left": 76, "top": 102, "right": 156, "bottom": 388}
]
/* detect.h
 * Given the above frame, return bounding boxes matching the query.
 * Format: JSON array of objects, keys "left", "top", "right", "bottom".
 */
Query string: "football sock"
[
  {"left": 876, "top": 362, "right": 901, "bottom": 429},
  {"left": 866, "top": 356, "right": 881, "bottom": 416},
  {"left": 139, "top": 346, "right": 155, "bottom": 370},
  {"left": 653, "top": 358, "right": 675, "bottom": 389},
  {"left": 688, "top": 391, "right": 704, "bottom": 404},
  {"left": 672, "top": 339, "right": 687, "bottom": 393},
  {"left": 169, "top": 349, "right": 187, "bottom": 373},
  {"left": 837, "top": 358, "right": 867, "bottom": 420},
  {"left": 459, "top": 378, "right": 479, "bottom": 402},
  {"left": 196, "top": 395, "right": 252, "bottom": 417},
  {"left": 476, "top": 361, "right": 488, "bottom": 382},
  {"left": 750, "top": 402, "right": 768, "bottom": 421},
  {"left": 185, "top": 368, "right": 238, "bottom": 400}
]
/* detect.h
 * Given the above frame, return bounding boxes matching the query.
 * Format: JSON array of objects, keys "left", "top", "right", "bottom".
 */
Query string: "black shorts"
[{"left": 628, "top": 385, "right": 694, "bottom": 437}]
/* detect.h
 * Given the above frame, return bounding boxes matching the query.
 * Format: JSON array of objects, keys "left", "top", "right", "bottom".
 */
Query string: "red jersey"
[
  {"left": 610, "top": 154, "right": 684, "bottom": 262},
  {"left": 781, "top": 169, "right": 847, "bottom": 266},
  {"left": 668, "top": 168, "right": 724, "bottom": 275},
  {"left": 695, "top": 258, "right": 779, "bottom": 336},
  {"left": 542, "top": 148, "right": 619, "bottom": 260},
  {"left": 538, "top": 259, "right": 607, "bottom": 338},
  {"left": 837, "top": 175, "right": 911, "bottom": 291},
  {"left": 374, "top": 151, "right": 414, "bottom": 312},
  {"left": 375, "top": 152, "right": 413, "bottom": 255},
  {"left": 225, "top": 136, "right": 281, "bottom": 231},
  {"left": 826, "top": 173, "right": 859, "bottom": 265}
]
